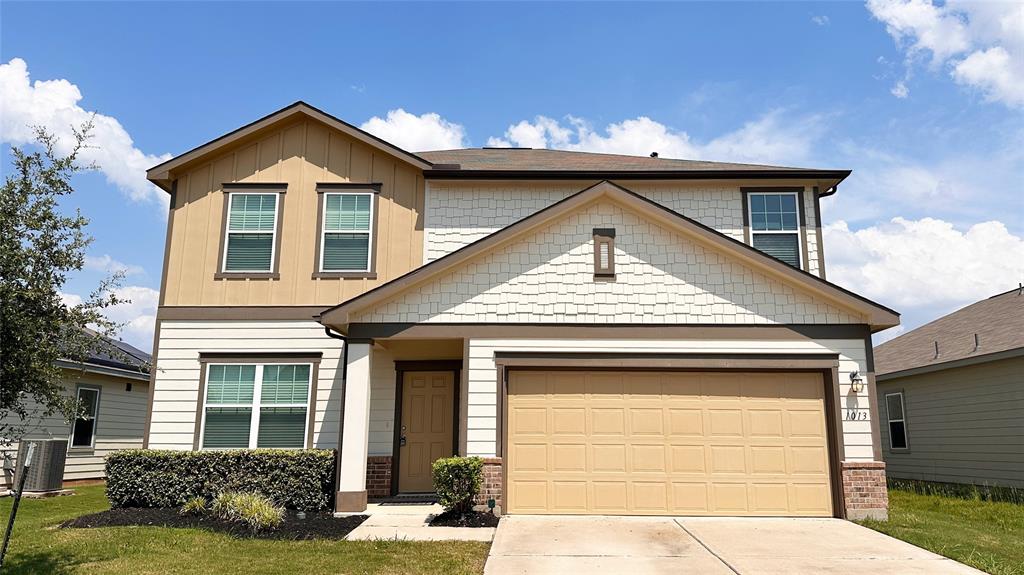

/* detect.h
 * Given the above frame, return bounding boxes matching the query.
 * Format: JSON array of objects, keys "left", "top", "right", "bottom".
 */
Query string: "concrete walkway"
[
  {"left": 343, "top": 503, "right": 495, "bottom": 542},
  {"left": 484, "top": 516, "right": 985, "bottom": 574}
]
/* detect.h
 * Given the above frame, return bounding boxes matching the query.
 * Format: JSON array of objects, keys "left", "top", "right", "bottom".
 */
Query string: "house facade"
[
  {"left": 2, "top": 337, "right": 151, "bottom": 488},
  {"left": 143, "top": 102, "right": 898, "bottom": 520},
  {"left": 875, "top": 288, "right": 1023, "bottom": 488}
]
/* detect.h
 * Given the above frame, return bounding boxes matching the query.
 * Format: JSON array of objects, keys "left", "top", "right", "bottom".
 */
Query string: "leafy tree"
[{"left": 0, "top": 124, "right": 129, "bottom": 446}]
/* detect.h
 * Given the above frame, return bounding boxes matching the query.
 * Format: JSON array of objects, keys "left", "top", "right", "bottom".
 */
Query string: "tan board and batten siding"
[
  {"left": 1, "top": 372, "right": 149, "bottom": 487},
  {"left": 879, "top": 356, "right": 1024, "bottom": 488},
  {"left": 161, "top": 119, "right": 424, "bottom": 307}
]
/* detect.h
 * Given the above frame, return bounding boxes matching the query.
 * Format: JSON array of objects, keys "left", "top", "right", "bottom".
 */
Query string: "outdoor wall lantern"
[{"left": 849, "top": 370, "right": 864, "bottom": 393}]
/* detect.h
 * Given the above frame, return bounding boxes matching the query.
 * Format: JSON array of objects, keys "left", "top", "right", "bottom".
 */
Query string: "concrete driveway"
[{"left": 484, "top": 516, "right": 985, "bottom": 575}]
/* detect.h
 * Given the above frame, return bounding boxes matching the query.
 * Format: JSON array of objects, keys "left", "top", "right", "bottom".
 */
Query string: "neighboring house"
[
  {"left": 1, "top": 336, "right": 151, "bottom": 488},
  {"left": 875, "top": 288, "right": 1024, "bottom": 488},
  {"left": 143, "top": 102, "right": 899, "bottom": 520}
]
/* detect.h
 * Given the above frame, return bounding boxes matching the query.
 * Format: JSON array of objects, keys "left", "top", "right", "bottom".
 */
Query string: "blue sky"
[{"left": 2, "top": 1, "right": 1022, "bottom": 349}]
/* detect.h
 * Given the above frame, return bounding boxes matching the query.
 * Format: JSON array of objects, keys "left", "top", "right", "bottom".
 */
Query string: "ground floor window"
[
  {"left": 885, "top": 391, "right": 909, "bottom": 450},
  {"left": 70, "top": 386, "right": 100, "bottom": 448},
  {"left": 201, "top": 362, "right": 311, "bottom": 449}
]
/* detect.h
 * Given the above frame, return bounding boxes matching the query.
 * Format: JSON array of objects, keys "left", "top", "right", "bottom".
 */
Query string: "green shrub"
[
  {"left": 106, "top": 449, "right": 335, "bottom": 511},
  {"left": 179, "top": 496, "right": 207, "bottom": 516},
  {"left": 432, "top": 456, "right": 483, "bottom": 513},
  {"left": 211, "top": 492, "right": 284, "bottom": 531}
]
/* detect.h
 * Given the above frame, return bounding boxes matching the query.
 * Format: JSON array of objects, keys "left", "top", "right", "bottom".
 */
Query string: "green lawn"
[
  {"left": 0, "top": 485, "right": 489, "bottom": 575},
  {"left": 859, "top": 488, "right": 1024, "bottom": 575}
]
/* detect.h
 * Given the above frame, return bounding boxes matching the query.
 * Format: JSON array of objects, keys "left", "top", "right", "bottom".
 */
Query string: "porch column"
[{"left": 336, "top": 340, "right": 373, "bottom": 512}]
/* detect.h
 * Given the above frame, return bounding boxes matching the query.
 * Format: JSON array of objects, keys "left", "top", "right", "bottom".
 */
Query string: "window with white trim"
[
  {"left": 320, "top": 193, "right": 374, "bottom": 272},
  {"left": 748, "top": 192, "right": 802, "bottom": 268},
  {"left": 71, "top": 386, "right": 100, "bottom": 448},
  {"left": 201, "top": 363, "right": 311, "bottom": 449},
  {"left": 885, "top": 392, "right": 909, "bottom": 450},
  {"left": 222, "top": 193, "right": 279, "bottom": 272}
]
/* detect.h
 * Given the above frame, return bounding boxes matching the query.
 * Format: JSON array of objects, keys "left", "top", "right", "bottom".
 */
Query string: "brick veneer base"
[
  {"left": 841, "top": 461, "right": 888, "bottom": 520},
  {"left": 366, "top": 456, "right": 392, "bottom": 500},
  {"left": 473, "top": 457, "right": 503, "bottom": 515}
]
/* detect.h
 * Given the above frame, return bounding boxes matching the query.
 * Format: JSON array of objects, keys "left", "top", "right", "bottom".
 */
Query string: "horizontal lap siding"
[
  {"left": 1, "top": 373, "right": 148, "bottom": 486},
  {"left": 148, "top": 320, "right": 344, "bottom": 451},
  {"left": 466, "top": 338, "right": 873, "bottom": 461},
  {"left": 879, "top": 357, "right": 1024, "bottom": 487}
]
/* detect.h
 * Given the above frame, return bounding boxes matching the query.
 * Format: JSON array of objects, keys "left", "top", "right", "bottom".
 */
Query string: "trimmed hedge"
[{"left": 106, "top": 449, "right": 335, "bottom": 511}]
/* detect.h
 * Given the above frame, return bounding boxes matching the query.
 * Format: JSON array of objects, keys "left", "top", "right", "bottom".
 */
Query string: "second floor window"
[
  {"left": 223, "top": 193, "right": 279, "bottom": 272},
  {"left": 748, "top": 192, "right": 802, "bottom": 269},
  {"left": 321, "top": 192, "right": 374, "bottom": 272}
]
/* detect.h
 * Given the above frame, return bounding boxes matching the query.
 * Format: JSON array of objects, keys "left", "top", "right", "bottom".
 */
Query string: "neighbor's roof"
[
  {"left": 875, "top": 287, "right": 1024, "bottom": 378},
  {"left": 58, "top": 331, "right": 152, "bottom": 379},
  {"left": 420, "top": 148, "right": 851, "bottom": 184}
]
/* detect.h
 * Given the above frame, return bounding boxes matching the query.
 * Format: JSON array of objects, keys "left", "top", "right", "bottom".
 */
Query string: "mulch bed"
[
  {"left": 428, "top": 509, "right": 500, "bottom": 528},
  {"left": 61, "top": 507, "right": 368, "bottom": 540}
]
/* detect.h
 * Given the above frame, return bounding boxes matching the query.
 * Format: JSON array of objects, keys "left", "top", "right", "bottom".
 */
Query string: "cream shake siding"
[
  {"left": 464, "top": 338, "right": 875, "bottom": 461},
  {"left": 356, "top": 200, "right": 861, "bottom": 325},
  {"left": 148, "top": 320, "right": 344, "bottom": 450},
  {"left": 424, "top": 180, "right": 823, "bottom": 278},
  {"left": 1, "top": 372, "right": 149, "bottom": 486}
]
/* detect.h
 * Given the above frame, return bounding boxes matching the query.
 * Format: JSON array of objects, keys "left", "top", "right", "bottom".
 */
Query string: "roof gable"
[
  {"left": 147, "top": 102, "right": 432, "bottom": 191},
  {"left": 319, "top": 181, "right": 899, "bottom": 331}
]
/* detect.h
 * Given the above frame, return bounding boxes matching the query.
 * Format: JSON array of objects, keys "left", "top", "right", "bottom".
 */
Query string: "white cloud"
[
  {"left": 866, "top": 0, "right": 1024, "bottom": 108},
  {"left": 360, "top": 108, "right": 467, "bottom": 152},
  {"left": 58, "top": 285, "right": 158, "bottom": 351},
  {"left": 824, "top": 217, "right": 1024, "bottom": 317},
  {"left": 487, "top": 110, "right": 825, "bottom": 166},
  {"left": 811, "top": 15, "right": 830, "bottom": 26},
  {"left": 890, "top": 80, "right": 909, "bottom": 98},
  {"left": 84, "top": 254, "right": 144, "bottom": 277},
  {"left": 0, "top": 58, "right": 172, "bottom": 204}
]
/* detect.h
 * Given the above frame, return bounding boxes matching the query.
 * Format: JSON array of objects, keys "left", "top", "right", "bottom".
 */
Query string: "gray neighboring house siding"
[
  {"left": 878, "top": 356, "right": 1024, "bottom": 488},
  {"left": 875, "top": 288, "right": 1024, "bottom": 489}
]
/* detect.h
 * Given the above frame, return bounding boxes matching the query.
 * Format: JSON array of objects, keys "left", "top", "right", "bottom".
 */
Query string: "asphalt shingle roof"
[
  {"left": 419, "top": 148, "right": 817, "bottom": 172},
  {"left": 874, "top": 287, "right": 1024, "bottom": 376}
]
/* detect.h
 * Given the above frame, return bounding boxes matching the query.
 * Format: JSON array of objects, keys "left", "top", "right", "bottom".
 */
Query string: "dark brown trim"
[
  {"left": 346, "top": 322, "right": 874, "bottom": 341},
  {"left": 496, "top": 364, "right": 846, "bottom": 518},
  {"left": 192, "top": 361, "right": 209, "bottom": 450},
  {"left": 312, "top": 186, "right": 379, "bottom": 279},
  {"left": 316, "top": 182, "right": 383, "bottom": 192},
  {"left": 158, "top": 306, "right": 328, "bottom": 321},
  {"left": 198, "top": 352, "right": 324, "bottom": 363},
  {"left": 390, "top": 362, "right": 461, "bottom": 495},
  {"left": 593, "top": 228, "right": 616, "bottom": 279},
  {"left": 813, "top": 186, "right": 827, "bottom": 279},
  {"left": 460, "top": 338, "right": 470, "bottom": 455},
  {"left": 222, "top": 182, "right": 290, "bottom": 191},
  {"left": 319, "top": 181, "right": 898, "bottom": 330},
  {"left": 215, "top": 187, "right": 287, "bottom": 280},
  {"left": 826, "top": 367, "right": 846, "bottom": 518},
  {"left": 424, "top": 169, "right": 852, "bottom": 182}
]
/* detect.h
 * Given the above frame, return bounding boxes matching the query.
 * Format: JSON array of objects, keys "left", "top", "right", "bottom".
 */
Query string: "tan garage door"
[{"left": 506, "top": 370, "right": 833, "bottom": 516}]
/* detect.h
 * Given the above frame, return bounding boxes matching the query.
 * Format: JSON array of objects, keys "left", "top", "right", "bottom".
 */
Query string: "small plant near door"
[{"left": 429, "top": 456, "right": 498, "bottom": 528}]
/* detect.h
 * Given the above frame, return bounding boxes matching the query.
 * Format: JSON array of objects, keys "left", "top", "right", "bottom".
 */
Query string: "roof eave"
[
  {"left": 422, "top": 169, "right": 852, "bottom": 184},
  {"left": 145, "top": 101, "right": 433, "bottom": 191}
]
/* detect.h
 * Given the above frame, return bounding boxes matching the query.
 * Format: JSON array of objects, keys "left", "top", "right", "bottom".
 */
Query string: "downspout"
[{"left": 324, "top": 326, "right": 348, "bottom": 512}]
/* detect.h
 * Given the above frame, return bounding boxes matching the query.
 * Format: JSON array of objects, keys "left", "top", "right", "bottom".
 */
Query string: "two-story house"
[{"left": 143, "top": 102, "right": 898, "bottom": 520}]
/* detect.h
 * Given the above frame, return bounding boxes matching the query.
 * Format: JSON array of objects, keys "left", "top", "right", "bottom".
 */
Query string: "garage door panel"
[{"left": 507, "top": 371, "right": 833, "bottom": 516}]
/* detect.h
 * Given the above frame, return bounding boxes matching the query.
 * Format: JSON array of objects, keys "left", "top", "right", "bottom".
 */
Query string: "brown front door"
[{"left": 399, "top": 371, "right": 455, "bottom": 492}]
